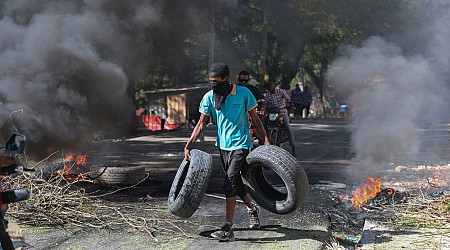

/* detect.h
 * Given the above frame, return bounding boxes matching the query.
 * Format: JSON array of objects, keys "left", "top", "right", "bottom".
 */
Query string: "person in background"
[
  {"left": 184, "top": 63, "right": 270, "bottom": 242},
  {"left": 237, "top": 71, "right": 264, "bottom": 101},
  {"left": 291, "top": 84, "right": 303, "bottom": 119},
  {"left": 280, "top": 85, "right": 293, "bottom": 117},
  {"left": 329, "top": 95, "right": 339, "bottom": 117},
  {"left": 237, "top": 70, "right": 266, "bottom": 143},
  {"left": 265, "top": 79, "right": 296, "bottom": 156},
  {"left": 299, "top": 86, "right": 312, "bottom": 118}
]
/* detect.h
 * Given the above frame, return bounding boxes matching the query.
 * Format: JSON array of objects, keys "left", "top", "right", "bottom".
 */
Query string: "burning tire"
[
  {"left": 90, "top": 165, "right": 147, "bottom": 186},
  {"left": 243, "top": 145, "right": 309, "bottom": 214},
  {"left": 167, "top": 149, "right": 213, "bottom": 218}
]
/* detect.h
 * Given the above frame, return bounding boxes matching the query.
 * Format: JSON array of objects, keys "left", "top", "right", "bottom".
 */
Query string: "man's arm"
[
  {"left": 249, "top": 109, "right": 270, "bottom": 145},
  {"left": 282, "top": 89, "right": 291, "bottom": 103},
  {"left": 184, "top": 113, "right": 210, "bottom": 160}
]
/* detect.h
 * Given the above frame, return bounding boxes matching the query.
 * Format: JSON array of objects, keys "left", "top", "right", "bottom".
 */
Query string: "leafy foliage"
[{"left": 131, "top": 0, "right": 428, "bottom": 105}]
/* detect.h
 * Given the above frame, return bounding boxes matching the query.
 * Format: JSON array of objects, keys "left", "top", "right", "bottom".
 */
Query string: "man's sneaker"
[
  {"left": 248, "top": 203, "right": 261, "bottom": 229},
  {"left": 211, "top": 223, "right": 235, "bottom": 242}
]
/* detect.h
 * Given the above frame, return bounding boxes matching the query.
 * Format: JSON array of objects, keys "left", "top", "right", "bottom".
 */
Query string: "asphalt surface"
[
  {"left": 14, "top": 118, "right": 450, "bottom": 249},
  {"left": 85, "top": 118, "right": 356, "bottom": 193},
  {"left": 17, "top": 118, "right": 353, "bottom": 249}
]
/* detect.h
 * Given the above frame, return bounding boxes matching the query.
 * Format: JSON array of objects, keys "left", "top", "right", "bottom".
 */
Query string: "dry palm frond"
[
  {"left": 2, "top": 169, "right": 193, "bottom": 241},
  {"left": 324, "top": 236, "right": 346, "bottom": 250}
]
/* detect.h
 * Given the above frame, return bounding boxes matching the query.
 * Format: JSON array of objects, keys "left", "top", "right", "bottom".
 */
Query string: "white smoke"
[{"left": 330, "top": 2, "right": 450, "bottom": 170}]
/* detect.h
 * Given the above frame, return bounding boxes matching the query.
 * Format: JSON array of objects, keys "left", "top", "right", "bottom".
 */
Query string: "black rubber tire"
[
  {"left": 90, "top": 165, "right": 146, "bottom": 186},
  {"left": 269, "top": 128, "right": 280, "bottom": 146},
  {"left": 167, "top": 149, "right": 213, "bottom": 218},
  {"left": 243, "top": 145, "right": 309, "bottom": 214}
]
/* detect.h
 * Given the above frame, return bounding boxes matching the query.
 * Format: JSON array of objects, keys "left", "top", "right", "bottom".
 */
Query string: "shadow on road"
[{"left": 199, "top": 224, "right": 326, "bottom": 242}]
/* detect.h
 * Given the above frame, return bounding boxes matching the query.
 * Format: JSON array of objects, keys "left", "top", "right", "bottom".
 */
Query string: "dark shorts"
[{"left": 219, "top": 148, "right": 250, "bottom": 198}]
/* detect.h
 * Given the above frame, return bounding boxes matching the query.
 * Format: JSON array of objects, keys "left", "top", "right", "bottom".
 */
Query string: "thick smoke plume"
[
  {"left": 0, "top": 1, "right": 187, "bottom": 155},
  {"left": 330, "top": 2, "right": 450, "bottom": 174},
  {"left": 0, "top": 1, "right": 144, "bottom": 153}
]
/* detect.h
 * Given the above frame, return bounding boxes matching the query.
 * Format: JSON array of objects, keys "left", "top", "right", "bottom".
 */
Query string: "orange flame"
[
  {"left": 351, "top": 177, "right": 382, "bottom": 209},
  {"left": 76, "top": 155, "right": 87, "bottom": 166},
  {"left": 56, "top": 154, "right": 88, "bottom": 181},
  {"left": 387, "top": 188, "right": 394, "bottom": 196},
  {"left": 65, "top": 154, "right": 74, "bottom": 162}
]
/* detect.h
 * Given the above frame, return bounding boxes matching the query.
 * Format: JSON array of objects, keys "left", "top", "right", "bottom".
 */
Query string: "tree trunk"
[
  {"left": 318, "top": 60, "right": 329, "bottom": 114},
  {"left": 304, "top": 59, "right": 329, "bottom": 116},
  {"left": 299, "top": 57, "right": 305, "bottom": 85},
  {"left": 280, "top": 46, "right": 305, "bottom": 89},
  {"left": 208, "top": 10, "right": 215, "bottom": 69},
  {"left": 258, "top": 0, "right": 268, "bottom": 88}
]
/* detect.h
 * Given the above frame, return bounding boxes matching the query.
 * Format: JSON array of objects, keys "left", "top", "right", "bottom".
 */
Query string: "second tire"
[{"left": 242, "top": 145, "right": 309, "bottom": 214}]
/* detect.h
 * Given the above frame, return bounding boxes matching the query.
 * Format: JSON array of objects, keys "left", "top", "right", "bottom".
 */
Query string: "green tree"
[{"left": 295, "top": 0, "right": 415, "bottom": 113}]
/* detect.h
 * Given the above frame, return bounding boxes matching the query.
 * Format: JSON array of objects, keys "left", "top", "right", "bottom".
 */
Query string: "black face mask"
[
  {"left": 211, "top": 80, "right": 231, "bottom": 96},
  {"left": 210, "top": 80, "right": 232, "bottom": 110}
]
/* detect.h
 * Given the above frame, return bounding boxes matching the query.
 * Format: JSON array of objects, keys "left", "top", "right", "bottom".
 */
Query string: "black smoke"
[{"left": 0, "top": 0, "right": 215, "bottom": 156}]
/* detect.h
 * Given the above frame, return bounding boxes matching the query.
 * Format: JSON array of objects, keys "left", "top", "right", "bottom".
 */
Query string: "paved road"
[
  {"left": 20, "top": 118, "right": 449, "bottom": 249},
  {"left": 21, "top": 119, "right": 353, "bottom": 249},
  {"left": 86, "top": 118, "right": 355, "bottom": 193}
]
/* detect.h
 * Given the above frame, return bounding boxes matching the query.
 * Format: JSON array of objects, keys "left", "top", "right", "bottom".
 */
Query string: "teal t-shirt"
[{"left": 199, "top": 84, "right": 258, "bottom": 150}]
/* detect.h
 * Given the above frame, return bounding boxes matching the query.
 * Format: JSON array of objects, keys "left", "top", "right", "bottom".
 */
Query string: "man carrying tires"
[{"left": 184, "top": 62, "right": 270, "bottom": 242}]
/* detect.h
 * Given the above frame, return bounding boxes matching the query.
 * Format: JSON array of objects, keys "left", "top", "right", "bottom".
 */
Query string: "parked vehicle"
[
  {"left": 0, "top": 133, "right": 32, "bottom": 250},
  {"left": 266, "top": 107, "right": 288, "bottom": 146}
]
